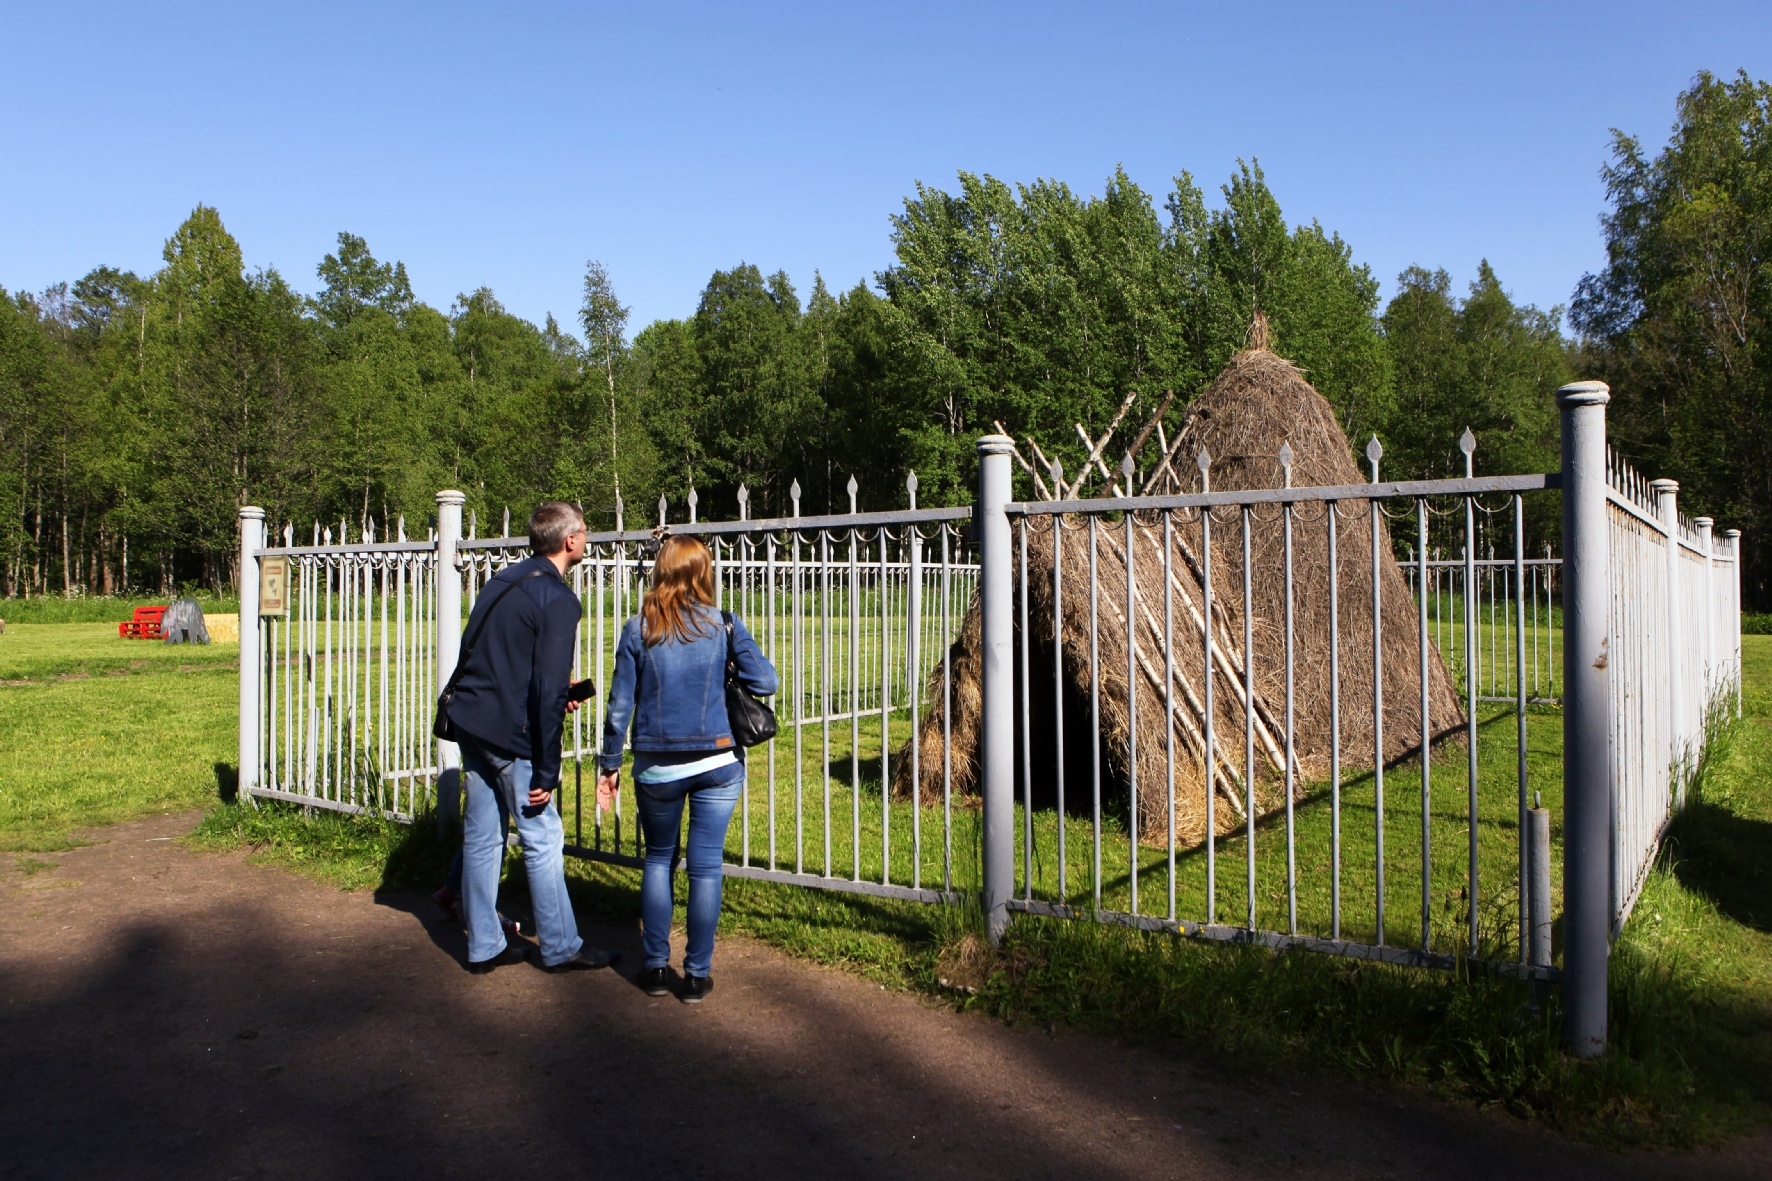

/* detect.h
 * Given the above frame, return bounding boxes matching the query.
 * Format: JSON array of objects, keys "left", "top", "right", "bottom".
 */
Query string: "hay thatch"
[{"left": 893, "top": 325, "right": 1464, "bottom": 845}]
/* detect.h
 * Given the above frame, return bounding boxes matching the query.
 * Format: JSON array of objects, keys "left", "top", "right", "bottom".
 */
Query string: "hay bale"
[{"left": 893, "top": 325, "right": 1463, "bottom": 846}]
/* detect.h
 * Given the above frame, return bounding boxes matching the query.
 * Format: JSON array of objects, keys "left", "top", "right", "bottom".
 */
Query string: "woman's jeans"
[{"left": 633, "top": 766, "right": 743, "bottom": 976}]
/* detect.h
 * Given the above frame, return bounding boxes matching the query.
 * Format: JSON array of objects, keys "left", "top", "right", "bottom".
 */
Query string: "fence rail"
[{"left": 236, "top": 381, "right": 1741, "bottom": 1058}]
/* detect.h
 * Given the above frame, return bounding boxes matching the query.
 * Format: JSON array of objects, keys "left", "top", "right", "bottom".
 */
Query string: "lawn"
[
  {"left": 0, "top": 623, "right": 236, "bottom": 851},
  {"left": 4, "top": 617, "right": 1769, "bottom": 1147}
]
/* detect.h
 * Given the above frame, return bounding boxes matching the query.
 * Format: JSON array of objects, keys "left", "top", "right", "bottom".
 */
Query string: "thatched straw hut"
[{"left": 893, "top": 317, "right": 1464, "bottom": 845}]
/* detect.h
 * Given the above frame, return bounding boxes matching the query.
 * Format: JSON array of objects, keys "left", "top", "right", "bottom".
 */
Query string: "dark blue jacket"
[
  {"left": 444, "top": 555, "right": 581, "bottom": 793},
  {"left": 598, "top": 604, "right": 777, "bottom": 772}
]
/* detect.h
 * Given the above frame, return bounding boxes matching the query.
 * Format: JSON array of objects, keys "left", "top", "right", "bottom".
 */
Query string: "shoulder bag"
[{"left": 721, "top": 610, "right": 778, "bottom": 748}]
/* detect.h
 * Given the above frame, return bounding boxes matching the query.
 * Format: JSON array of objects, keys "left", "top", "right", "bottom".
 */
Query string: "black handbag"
[
  {"left": 433, "top": 567, "right": 550, "bottom": 742},
  {"left": 721, "top": 610, "right": 777, "bottom": 748}
]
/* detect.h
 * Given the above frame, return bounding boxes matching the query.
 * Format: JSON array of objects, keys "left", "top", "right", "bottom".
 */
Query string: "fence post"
[
  {"left": 1558, "top": 380, "right": 1611, "bottom": 1059},
  {"left": 1652, "top": 480, "right": 1683, "bottom": 798},
  {"left": 238, "top": 506, "right": 265, "bottom": 804},
  {"left": 435, "top": 490, "right": 466, "bottom": 818},
  {"left": 1726, "top": 529, "right": 1743, "bottom": 717},
  {"left": 1695, "top": 517, "right": 1715, "bottom": 712},
  {"left": 977, "top": 433, "right": 1016, "bottom": 944}
]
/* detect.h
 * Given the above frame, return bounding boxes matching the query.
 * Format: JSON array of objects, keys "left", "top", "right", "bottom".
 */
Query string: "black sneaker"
[
  {"left": 680, "top": 974, "right": 713, "bottom": 1004},
  {"left": 639, "top": 966, "right": 672, "bottom": 996},
  {"left": 466, "top": 944, "right": 532, "bottom": 974},
  {"left": 540, "top": 946, "right": 622, "bottom": 973}
]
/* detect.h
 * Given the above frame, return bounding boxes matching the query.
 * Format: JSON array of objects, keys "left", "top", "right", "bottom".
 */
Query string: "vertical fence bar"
[
  {"left": 1726, "top": 529, "right": 1743, "bottom": 718},
  {"left": 1051, "top": 476, "right": 1067, "bottom": 905},
  {"left": 435, "top": 491, "right": 465, "bottom": 808},
  {"left": 1697, "top": 517, "right": 1716, "bottom": 713},
  {"left": 239, "top": 507, "right": 265, "bottom": 803},
  {"left": 1653, "top": 481, "right": 1682, "bottom": 801},
  {"left": 1163, "top": 511, "right": 1177, "bottom": 921},
  {"left": 1417, "top": 500, "right": 1432, "bottom": 951},
  {"left": 1328, "top": 502, "right": 1342, "bottom": 940},
  {"left": 1461, "top": 434, "right": 1479, "bottom": 958},
  {"left": 1125, "top": 496, "right": 1139, "bottom": 916},
  {"left": 1019, "top": 520, "right": 1033, "bottom": 902},
  {"left": 1514, "top": 495, "right": 1530, "bottom": 962},
  {"left": 978, "top": 434, "right": 1016, "bottom": 944},
  {"left": 1367, "top": 437, "right": 1386, "bottom": 946},
  {"left": 1200, "top": 449, "right": 1216, "bottom": 927},
  {"left": 1559, "top": 380, "right": 1612, "bottom": 1059},
  {"left": 1283, "top": 491, "right": 1297, "bottom": 935}
]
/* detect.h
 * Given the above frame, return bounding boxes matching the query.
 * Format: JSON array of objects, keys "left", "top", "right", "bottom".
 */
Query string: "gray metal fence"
[{"left": 236, "top": 381, "right": 1740, "bottom": 1058}]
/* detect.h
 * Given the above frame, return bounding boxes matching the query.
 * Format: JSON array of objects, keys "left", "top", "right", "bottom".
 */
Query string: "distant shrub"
[{"left": 0, "top": 596, "right": 239, "bottom": 625}]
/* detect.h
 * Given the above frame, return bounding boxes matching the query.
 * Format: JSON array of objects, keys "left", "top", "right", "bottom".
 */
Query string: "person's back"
[
  {"left": 440, "top": 501, "right": 619, "bottom": 975},
  {"left": 598, "top": 536, "right": 776, "bottom": 1002}
]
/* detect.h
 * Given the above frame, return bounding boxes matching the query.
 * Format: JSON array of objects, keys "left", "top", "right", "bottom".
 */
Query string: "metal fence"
[
  {"left": 994, "top": 452, "right": 1561, "bottom": 975},
  {"left": 245, "top": 519, "right": 441, "bottom": 818},
  {"left": 1603, "top": 454, "right": 1741, "bottom": 936},
  {"left": 236, "top": 380, "right": 1741, "bottom": 1057}
]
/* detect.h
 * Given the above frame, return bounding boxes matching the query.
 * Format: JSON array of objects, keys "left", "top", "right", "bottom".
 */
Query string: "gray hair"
[{"left": 528, "top": 501, "right": 585, "bottom": 555}]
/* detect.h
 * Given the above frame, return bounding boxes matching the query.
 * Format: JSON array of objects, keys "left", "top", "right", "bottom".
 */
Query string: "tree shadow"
[{"left": 212, "top": 762, "right": 237, "bottom": 803}]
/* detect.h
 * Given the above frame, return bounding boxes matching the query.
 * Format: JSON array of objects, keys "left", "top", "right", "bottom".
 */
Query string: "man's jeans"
[
  {"left": 633, "top": 767, "right": 742, "bottom": 977},
  {"left": 461, "top": 738, "right": 583, "bottom": 967}
]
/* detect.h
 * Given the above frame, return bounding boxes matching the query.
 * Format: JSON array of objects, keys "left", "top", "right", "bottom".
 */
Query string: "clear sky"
[{"left": 5, "top": 2, "right": 1769, "bottom": 336}]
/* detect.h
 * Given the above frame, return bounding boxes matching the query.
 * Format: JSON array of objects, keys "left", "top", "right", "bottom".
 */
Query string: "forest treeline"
[{"left": 2, "top": 73, "right": 1766, "bottom": 605}]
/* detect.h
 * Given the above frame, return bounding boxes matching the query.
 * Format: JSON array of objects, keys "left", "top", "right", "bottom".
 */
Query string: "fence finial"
[
  {"left": 1119, "top": 452, "right": 1135, "bottom": 495},
  {"left": 657, "top": 495, "right": 668, "bottom": 527},
  {"left": 790, "top": 479, "right": 802, "bottom": 518},
  {"left": 1365, "top": 435, "right": 1383, "bottom": 483},
  {"left": 1195, "top": 447, "right": 1211, "bottom": 494},
  {"left": 1278, "top": 440, "right": 1294, "bottom": 489},
  {"left": 502, "top": 507, "right": 510, "bottom": 538},
  {"left": 848, "top": 474, "right": 859, "bottom": 515},
  {"left": 1460, "top": 427, "right": 1477, "bottom": 478},
  {"left": 687, "top": 486, "right": 699, "bottom": 524},
  {"left": 906, "top": 470, "right": 918, "bottom": 510},
  {"left": 1049, "top": 459, "right": 1064, "bottom": 498},
  {"left": 736, "top": 484, "right": 749, "bottom": 522}
]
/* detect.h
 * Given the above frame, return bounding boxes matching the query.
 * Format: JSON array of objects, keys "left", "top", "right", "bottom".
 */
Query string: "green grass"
[
  {"left": 8, "top": 619, "right": 1772, "bottom": 1146},
  {"left": 0, "top": 624, "right": 236, "bottom": 851}
]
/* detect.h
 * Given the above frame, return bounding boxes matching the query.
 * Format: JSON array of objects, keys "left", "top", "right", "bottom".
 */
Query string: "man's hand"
[
  {"left": 595, "top": 770, "right": 619, "bottom": 813},
  {"left": 527, "top": 786, "right": 553, "bottom": 807}
]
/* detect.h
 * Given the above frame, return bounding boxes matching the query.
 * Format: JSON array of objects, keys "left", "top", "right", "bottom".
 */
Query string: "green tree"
[
  {"left": 1573, "top": 70, "right": 1772, "bottom": 605},
  {"left": 1382, "top": 262, "right": 1569, "bottom": 481}
]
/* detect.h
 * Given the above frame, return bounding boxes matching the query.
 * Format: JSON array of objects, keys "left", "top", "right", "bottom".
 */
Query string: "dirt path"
[{"left": 0, "top": 812, "right": 1764, "bottom": 1180}]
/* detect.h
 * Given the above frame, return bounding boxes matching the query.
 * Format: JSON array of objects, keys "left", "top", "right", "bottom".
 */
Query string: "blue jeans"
[
  {"left": 633, "top": 765, "right": 743, "bottom": 976},
  {"left": 461, "top": 739, "right": 584, "bottom": 968}
]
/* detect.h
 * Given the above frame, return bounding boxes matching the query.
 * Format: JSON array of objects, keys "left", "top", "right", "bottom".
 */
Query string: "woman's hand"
[{"left": 595, "top": 770, "right": 620, "bottom": 813}]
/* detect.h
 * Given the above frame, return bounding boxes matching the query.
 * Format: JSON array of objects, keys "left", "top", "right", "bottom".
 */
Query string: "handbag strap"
[
  {"left": 721, "top": 610, "right": 736, "bottom": 684},
  {"left": 441, "top": 566, "right": 551, "bottom": 697}
]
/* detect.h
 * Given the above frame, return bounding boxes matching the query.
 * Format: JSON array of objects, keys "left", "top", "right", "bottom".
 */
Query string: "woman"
[{"left": 597, "top": 536, "right": 777, "bottom": 1003}]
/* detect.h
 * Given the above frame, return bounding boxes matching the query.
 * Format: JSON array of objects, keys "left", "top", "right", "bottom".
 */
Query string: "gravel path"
[{"left": 0, "top": 811, "right": 1764, "bottom": 1180}]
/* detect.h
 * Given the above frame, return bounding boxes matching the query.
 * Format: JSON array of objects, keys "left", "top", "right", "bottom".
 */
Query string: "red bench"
[{"left": 119, "top": 605, "right": 167, "bottom": 639}]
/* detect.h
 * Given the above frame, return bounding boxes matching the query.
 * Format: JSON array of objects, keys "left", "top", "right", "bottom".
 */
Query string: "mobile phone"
[{"left": 566, "top": 678, "right": 597, "bottom": 705}]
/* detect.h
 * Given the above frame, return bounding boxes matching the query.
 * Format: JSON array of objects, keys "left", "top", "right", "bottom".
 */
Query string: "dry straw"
[{"left": 894, "top": 316, "right": 1463, "bottom": 845}]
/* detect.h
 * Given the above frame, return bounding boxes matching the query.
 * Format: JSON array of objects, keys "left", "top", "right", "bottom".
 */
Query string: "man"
[{"left": 441, "top": 501, "right": 619, "bottom": 973}]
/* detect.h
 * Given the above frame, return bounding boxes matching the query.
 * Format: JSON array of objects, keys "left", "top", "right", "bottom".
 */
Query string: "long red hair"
[{"left": 641, "top": 536, "right": 716, "bottom": 646}]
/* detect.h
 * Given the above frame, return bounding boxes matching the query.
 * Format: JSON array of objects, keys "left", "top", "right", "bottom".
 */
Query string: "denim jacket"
[{"left": 598, "top": 604, "right": 777, "bottom": 771}]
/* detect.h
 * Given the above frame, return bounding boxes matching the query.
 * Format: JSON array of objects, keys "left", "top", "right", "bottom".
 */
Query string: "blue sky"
[{"left": 4, "top": 2, "right": 1769, "bottom": 336}]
